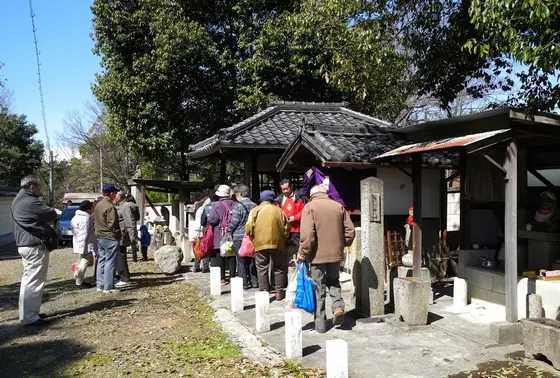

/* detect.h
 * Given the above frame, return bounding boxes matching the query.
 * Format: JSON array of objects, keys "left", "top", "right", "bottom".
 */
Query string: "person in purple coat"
[{"left": 207, "top": 185, "right": 236, "bottom": 285}]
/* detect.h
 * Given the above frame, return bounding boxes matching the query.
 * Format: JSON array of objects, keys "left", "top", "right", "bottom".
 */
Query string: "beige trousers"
[
  {"left": 18, "top": 245, "right": 49, "bottom": 324},
  {"left": 75, "top": 252, "right": 94, "bottom": 285}
]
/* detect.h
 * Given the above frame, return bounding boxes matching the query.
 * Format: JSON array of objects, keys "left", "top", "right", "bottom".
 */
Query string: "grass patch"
[
  {"left": 164, "top": 336, "right": 240, "bottom": 360},
  {"left": 448, "top": 360, "right": 556, "bottom": 378}
]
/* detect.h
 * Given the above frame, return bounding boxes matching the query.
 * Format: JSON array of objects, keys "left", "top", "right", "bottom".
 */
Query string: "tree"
[
  {"left": 0, "top": 109, "right": 44, "bottom": 187},
  {"left": 467, "top": 0, "right": 560, "bottom": 110}
]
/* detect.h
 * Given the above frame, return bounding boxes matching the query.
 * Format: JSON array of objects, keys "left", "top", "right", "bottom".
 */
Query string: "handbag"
[
  {"left": 200, "top": 224, "right": 214, "bottom": 256},
  {"left": 293, "top": 262, "right": 315, "bottom": 313},
  {"left": 239, "top": 234, "right": 255, "bottom": 258}
]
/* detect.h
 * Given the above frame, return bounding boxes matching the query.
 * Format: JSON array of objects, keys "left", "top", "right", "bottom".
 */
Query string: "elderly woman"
[{"left": 71, "top": 200, "right": 97, "bottom": 287}]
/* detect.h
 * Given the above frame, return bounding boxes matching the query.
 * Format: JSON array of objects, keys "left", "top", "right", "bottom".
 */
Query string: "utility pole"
[
  {"left": 49, "top": 150, "right": 54, "bottom": 207},
  {"left": 99, "top": 148, "right": 103, "bottom": 193}
]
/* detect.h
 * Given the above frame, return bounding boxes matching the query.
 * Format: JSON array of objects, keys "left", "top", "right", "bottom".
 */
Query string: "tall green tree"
[{"left": 0, "top": 109, "right": 44, "bottom": 187}]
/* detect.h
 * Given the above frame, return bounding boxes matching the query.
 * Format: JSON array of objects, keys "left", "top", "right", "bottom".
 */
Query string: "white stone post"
[
  {"left": 210, "top": 267, "right": 221, "bottom": 296},
  {"left": 453, "top": 277, "right": 467, "bottom": 308},
  {"left": 230, "top": 277, "right": 244, "bottom": 313},
  {"left": 285, "top": 311, "right": 302, "bottom": 359},
  {"left": 255, "top": 291, "right": 270, "bottom": 332},
  {"left": 326, "top": 339, "right": 348, "bottom": 378}
]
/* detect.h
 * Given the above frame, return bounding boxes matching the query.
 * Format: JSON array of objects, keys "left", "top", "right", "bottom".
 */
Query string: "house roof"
[
  {"left": 187, "top": 101, "right": 392, "bottom": 159},
  {"left": 375, "top": 129, "right": 512, "bottom": 160},
  {"left": 276, "top": 120, "right": 457, "bottom": 171}
]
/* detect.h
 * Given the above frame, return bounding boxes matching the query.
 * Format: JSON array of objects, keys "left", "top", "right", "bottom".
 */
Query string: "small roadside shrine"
[{"left": 375, "top": 108, "right": 560, "bottom": 323}]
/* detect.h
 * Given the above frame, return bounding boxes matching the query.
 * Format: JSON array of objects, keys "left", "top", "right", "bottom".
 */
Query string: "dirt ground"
[{"left": 0, "top": 248, "right": 324, "bottom": 378}]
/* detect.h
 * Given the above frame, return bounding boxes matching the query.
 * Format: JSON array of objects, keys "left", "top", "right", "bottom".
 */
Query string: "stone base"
[
  {"left": 489, "top": 322, "right": 523, "bottom": 345},
  {"left": 397, "top": 266, "right": 431, "bottom": 282},
  {"left": 521, "top": 318, "right": 560, "bottom": 370},
  {"left": 394, "top": 277, "right": 431, "bottom": 326}
]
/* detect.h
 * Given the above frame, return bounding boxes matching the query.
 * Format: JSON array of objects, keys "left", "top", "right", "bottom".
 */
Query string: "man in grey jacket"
[{"left": 11, "top": 175, "right": 58, "bottom": 326}]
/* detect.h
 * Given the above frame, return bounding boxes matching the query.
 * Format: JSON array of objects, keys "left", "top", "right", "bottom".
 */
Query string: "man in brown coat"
[{"left": 297, "top": 185, "right": 355, "bottom": 333}]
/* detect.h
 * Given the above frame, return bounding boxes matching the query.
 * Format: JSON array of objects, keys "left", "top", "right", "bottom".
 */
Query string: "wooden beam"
[
  {"left": 445, "top": 170, "right": 460, "bottom": 183},
  {"left": 220, "top": 158, "right": 227, "bottom": 183},
  {"left": 412, "top": 154, "right": 423, "bottom": 277},
  {"left": 139, "top": 184, "right": 146, "bottom": 226},
  {"left": 484, "top": 155, "right": 507, "bottom": 175},
  {"left": 244, "top": 154, "right": 251, "bottom": 188},
  {"left": 251, "top": 153, "right": 259, "bottom": 201},
  {"left": 459, "top": 150, "right": 470, "bottom": 249},
  {"left": 144, "top": 192, "right": 161, "bottom": 217},
  {"left": 528, "top": 168, "right": 557, "bottom": 191},
  {"left": 504, "top": 140, "right": 518, "bottom": 323},
  {"left": 397, "top": 166, "right": 413, "bottom": 179},
  {"left": 439, "top": 169, "right": 448, "bottom": 236}
]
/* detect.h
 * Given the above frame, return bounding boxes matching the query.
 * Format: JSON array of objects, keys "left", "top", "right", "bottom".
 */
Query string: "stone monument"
[{"left": 356, "top": 177, "right": 385, "bottom": 316}]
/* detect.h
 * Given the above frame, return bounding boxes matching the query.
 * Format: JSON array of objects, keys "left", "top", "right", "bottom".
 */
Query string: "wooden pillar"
[
  {"left": 412, "top": 154, "right": 423, "bottom": 277},
  {"left": 504, "top": 140, "right": 518, "bottom": 323},
  {"left": 459, "top": 150, "right": 470, "bottom": 249},
  {"left": 178, "top": 189, "right": 186, "bottom": 236},
  {"left": 251, "top": 153, "right": 259, "bottom": 201},
  {"left": 517, "top": 149, "right": 528, "bottom": 230},
  {"left": 244, "top": 154, "right": 251, "bottom": 188},
  {"left": 439, "top": 169, "right": 448, "bottom": 237},
  {"left": 220, "top": 158, "right": 227, "bottom": 183},
  {"left": 139, "top": 184, "right": 146, "bottom": 226}
]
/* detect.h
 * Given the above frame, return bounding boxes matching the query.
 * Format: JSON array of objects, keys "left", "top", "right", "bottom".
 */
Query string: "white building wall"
[
  {"left": 376, "top": 167, "right": 440, "bottom": 217},
  {"left": 447, "top": 192, "right": 461, "bottom": 231}
]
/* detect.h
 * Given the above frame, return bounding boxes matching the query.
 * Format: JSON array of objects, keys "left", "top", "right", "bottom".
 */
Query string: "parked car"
[{"left": 57, "top": 205, "right": 79, "bottom": 246}]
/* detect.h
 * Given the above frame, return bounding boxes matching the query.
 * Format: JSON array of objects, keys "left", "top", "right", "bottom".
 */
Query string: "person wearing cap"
[
  {"left": 71, "top": 200, "right": 97, "bottom": 287},
  {"left": 244, "top": 190, "right": 290, "bottom": 300},
  {"left": 297, "top": 184, "right": 355, "bottom": 333},
  {"left": 94, "top": 183, "right": 122, "bottom": 293},
  {"left": 208, "top": 184, "right": 236, "bottom": 284}
]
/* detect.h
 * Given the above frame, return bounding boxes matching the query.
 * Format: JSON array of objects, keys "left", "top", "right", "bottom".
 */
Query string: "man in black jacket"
[{"left": 11, "top": 175, "right": 58, "bottom": 326}]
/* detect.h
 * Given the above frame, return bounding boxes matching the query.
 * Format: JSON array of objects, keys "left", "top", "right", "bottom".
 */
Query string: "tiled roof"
[
  {"left": 187, "top": 101, "right": 391, "bottom": 158},
  {"left": 277, "top": 121, "right": 457, "bottom": 170}
]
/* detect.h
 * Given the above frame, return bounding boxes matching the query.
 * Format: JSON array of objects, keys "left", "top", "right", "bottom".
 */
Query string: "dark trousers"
[
  {"left": 117, "top": 246, "right": 130, "bottom": 282},
  {"left": 310, "top": 263, "right": 344, "bottom": 332},
  {"left": 130, "top": 242, "right": 139, "bottom": 261},
  {"left": 194, "top": 257, "right": 209, "bottom": 271},
  {"left": 210, "top": 249, "right": 236, "bottom": 280},
  {"left": 255, "top": 249, "right": 284, "bottom": 292},
  {"left": 234, "top": 240, "right": 257, "bottom": 288},
  {"left": 141, "top": 245, "right": 148, "bottom": 260}
]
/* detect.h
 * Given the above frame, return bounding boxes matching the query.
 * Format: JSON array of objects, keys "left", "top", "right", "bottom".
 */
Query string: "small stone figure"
[
  {"left": 534, "top": 191, "right": 559, "bottom": 232},
  {"left": 132, "top": 165, "right": 142, "bottom": 179},
  {"left": 402, "top": 207, "right": 414, "bottom": 267}
]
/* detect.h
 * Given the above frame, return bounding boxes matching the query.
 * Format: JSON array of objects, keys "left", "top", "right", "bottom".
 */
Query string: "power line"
[{"left": 28, "top": 0, "right": 50, "bottom": 151}]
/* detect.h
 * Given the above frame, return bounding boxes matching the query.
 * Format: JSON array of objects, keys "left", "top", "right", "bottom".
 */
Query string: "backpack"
[{"left": 219, "top": 201, "right": 235, "bottom": 236}]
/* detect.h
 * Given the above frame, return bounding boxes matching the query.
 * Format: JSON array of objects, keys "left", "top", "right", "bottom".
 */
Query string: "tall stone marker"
[
  {"left": 230, "top": 277, "right": 244, "bottom": 313},
  {"left": 210, "top": 267, "right": 221, "bottom": 296},
  {"left": 357, "top": 177, "right": 385, "bottom": 316},
  {"left": 285, "top": 311, "right": 303, "bottom": 359},
  {"left": 255, "top": 291, "right": 270, "bottom": 332}
]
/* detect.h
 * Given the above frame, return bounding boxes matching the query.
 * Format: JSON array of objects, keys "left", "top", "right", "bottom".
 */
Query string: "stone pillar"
[
  {"left": 326, "top": 339, "right": 348, "bottom": 378},
  {"left": 357, "top": 177, "right": 385, "bottom": 317},
  {"left": 393, "top": 277, "right": 431, "bottom": 326},
  {"left": 210, "top": 267, "right": 221, "bottom": 296},
  {"left": 255, "top": 291, "right": 270, "bottom": 332},
  {"left": 285, "top": 311, "right": 302, "bottom": 359},
  {"left": 230, "top": 277, "right": 244, "bottom": 313}
]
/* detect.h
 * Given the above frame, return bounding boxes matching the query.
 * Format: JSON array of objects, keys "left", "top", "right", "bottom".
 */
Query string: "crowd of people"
[
  {"left": 192, "top": 179, "right": 356, "bottom": 333},
  {"left": 11, "top": 174, "right": 355, "bottom": 332}
]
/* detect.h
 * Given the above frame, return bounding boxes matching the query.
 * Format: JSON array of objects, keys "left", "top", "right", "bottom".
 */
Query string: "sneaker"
[
  {"left": 39, "top": 313, "right": 48, "bottom": 319},
  {"left": 115, "top": 281, "right": 131, "bottom": 288},
  {"left": 201, "top": 268, "right": 210, "bottom": 273},
  {"left": 221, "top": 279, "right": 227, "bottom": 286},
  {"left": 96, "top": 288, "right": 103, "bottom": 292},
  {"left": 76, "top": 282, "right": 93, "bottom": 288},
  {"left": 24, "top": 318, "right": 49, "bottom": 327},
  {"left": 275, "top": 291, "right": 285, "bottom": 301},
  {"left": 103, "top": 289, "right": 121, "bottom": 294},
  {"left": 333, "top": 308, "right": 345, "bottom": 326}
]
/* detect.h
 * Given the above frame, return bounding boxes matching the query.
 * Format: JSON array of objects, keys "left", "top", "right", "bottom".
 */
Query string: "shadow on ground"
[{"left": 0, "top": 338, "right": 90, "bottom": 378}]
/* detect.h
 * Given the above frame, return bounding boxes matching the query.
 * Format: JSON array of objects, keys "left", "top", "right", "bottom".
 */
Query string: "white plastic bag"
[
  {"left": 284, "top": 264, "right": 297, "bottom": 309},
  {"left": 220, "top": 234, "right": 235, "bottom": 257}
]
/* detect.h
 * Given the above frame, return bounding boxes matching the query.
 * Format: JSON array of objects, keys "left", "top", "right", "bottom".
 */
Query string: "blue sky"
[{"left": 0, "top": 0, "right": 99, "bottom": 148}]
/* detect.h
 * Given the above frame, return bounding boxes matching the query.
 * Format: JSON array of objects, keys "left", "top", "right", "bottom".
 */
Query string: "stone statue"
[
  {"left": 132, "top": 165, "right": 142, "bottom": 179},
  {"left": 402, "top": 206, "right": 414, "bottom": 267}
]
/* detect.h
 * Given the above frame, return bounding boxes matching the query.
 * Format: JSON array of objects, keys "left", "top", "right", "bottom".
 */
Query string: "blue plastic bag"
[{"left": 293, "top": 262, "right": 315, "bottom": 313}]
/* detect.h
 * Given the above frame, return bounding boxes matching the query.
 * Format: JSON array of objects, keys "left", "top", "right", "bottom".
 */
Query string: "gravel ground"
[{"left": 0, "top": 248, "right": 324, "bottom": 378}]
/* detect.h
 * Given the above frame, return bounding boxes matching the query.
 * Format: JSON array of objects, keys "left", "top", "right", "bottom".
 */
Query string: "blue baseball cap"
[
  {"left": 259, "top": 190, "right": 276, "bottom": 203},
  {"left": 103, "top": 183, "right": 119, "bottom": 194}
]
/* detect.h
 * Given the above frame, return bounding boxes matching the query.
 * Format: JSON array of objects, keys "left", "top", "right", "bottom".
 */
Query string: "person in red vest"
[{"left": 277, "top": 179, "right": 306, "bottom": 287}]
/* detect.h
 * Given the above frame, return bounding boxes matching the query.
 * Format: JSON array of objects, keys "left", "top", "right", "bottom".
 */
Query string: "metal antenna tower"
[{"left": 28, "top": 0, "right": 54, "bottom": 206}]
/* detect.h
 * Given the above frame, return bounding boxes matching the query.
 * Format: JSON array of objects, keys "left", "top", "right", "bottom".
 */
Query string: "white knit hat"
[
  {"left": 215, "top": 184, "right": 231, "bottom": 197},
  {"left": 310, "top": 184, "right": 327, "bottom": 196}
]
